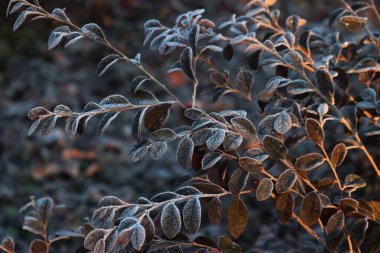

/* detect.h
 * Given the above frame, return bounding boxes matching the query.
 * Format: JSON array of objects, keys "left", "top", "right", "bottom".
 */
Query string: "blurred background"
[{"left": 0, "top": 0, "right": 378, "bottom": 252}]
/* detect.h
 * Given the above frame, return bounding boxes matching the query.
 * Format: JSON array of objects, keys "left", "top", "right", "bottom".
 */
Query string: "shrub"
[{"left": 3, "top": 0, "right": 380, "bottom": 252}]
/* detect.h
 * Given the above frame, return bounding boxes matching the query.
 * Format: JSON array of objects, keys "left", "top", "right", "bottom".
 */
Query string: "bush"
[{"left": 2, "top": 0, "right": 380, "bottom": 252}]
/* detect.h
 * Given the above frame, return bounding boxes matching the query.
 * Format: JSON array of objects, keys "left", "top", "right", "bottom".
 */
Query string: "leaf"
[
  {"left": 36, "top": 197, "right": 54, "bottom": 223},
  {"left": 223, "top": 43, "right": 233, "bottom": 61},
  {"left": 175, "top": 186, "right": 201, "bottom": 196},
  {"left": 97, "top": 112, "right": 119, "bottom": 135},
  {"left": 150, "top": 192, "right": 179, "bottom": 203},
  {"left": 62, "top": 32, "right": 84, "bottom": 47},
  {"left": 129, "top": 90, "right": 158, "bottom": 105},
  {"left": 180, "top": 47, "right": 195, "bottom": 80},
  {"left": 97, "top": 54, "right": 121, "bottom": 76},
  {"left": 84, "top": 229, "right": 107, "bottom": 250},
  {"left": 223, "top": 133, "right": 243, "bottom": 152},
  {"left": 227, "top": 198, "right": 248, "bottom": 239},
  {"left": 295, "top": 153, "right": 325, "bottom": 171},
  {"left": 128, "top": 141, "right": 150, "bottom": 162},
  {"left": 30, "top": 239, "right": 48, "bottom": 253},
  {"left": 177, "top": 136, "right": 194, "bottom": 169},
  {"left": 82, "top": 23, "right": 106, "bottom": 41},
  {"left": 305, "top": 118, "right": 324, "bottom": 146},
  {"left": 161, "top": 202, "right": 181, "bottom": 239},
  {"left": 236, "top": 70, "right": 254, "bottom": 100},
  {"left": 256, "top": 178, "right": 273, "bottom": 201},
  {"left": 28, "top": 107, "right": 50, "bottom": 120},
  {"left": 132, "top": 108, "right": 147, "bottom": 142},
  {"left": 344, "top": 174, "right": 366, "bottom": 189},
  {"left": 98, "top": 196, "right": 125, "bottom": 207},
  {"left": 183, "top": 197, "right": 201, "bottom": 234},
  {"left": 275, "top": 169, "right": 297, "bottom": 193},
  {"left": 184, "top": 108, "right": 205, "bottom": 120},
  {"left": 315, "top": 69, "right": 335, "bottom": 103},
  {"left": 300, "top": 191, "right": 322, "bottom": 226},
  {"left": 287, "top": 80, "right": 314, "bottom": 94},
  {"left": 131, "top": 224, "right": 145, "bottom": 250},
  {"left": 41, "top": 116, "right": 57, "bottom": 136},
  {"left": 141, "top": 215, "right": 155, "bottom": 244},
  {"left": 230, "top": 117, "right": 257, "bottom": 140},
  {"left": 331, "top": 143, "right": 347, "bottom": 168},
  {"left": 13, "top": 11, "right": 31, "bottom": 31},
  {"left": 350, "top": 218, "right": 368, "bottom": 248},
  {"left": 91, "top": 206, "right": 116, "bottom": 229},
  {"left": 202, "top": 152, "right": 223, "bottom": 170},
  {"left": 275, "top": 193, "right": 294, "bottom": 223},
  {"left": 328, "top": 8, "right": 346, "bottom": 28},
  {"left": 239, "top": 157, "right": 262, "bottom": 174},
  {"left": 99, "top": 94, "right": 129, "bottom": 108},
  {"left": 228, "top": 168, "right": 249, "bottom": 195},
  {"left": 326, "top": 212, "right": 345, "bottom": 239},
  {"left": 149, "top": 142, "right": 168, "bottom": 160},
  {"left": 284, "top": 50, "right": 304, "bottom": 74},
  {"left": 218, "top": 236, "right": 242, "bottom": 253},
  {"left": 48, "top": 26, "right": 69, "bottom": 50},
  {"left": 51, "top": 8, "right": 68, "bottom": 20},
  {"left": 339, "top": 15, "right": 367, "bottom": 33},
  {"left": 131, "top": 76, "right": 149, "bottom": 94},
  {"left": 208, "top": 198, "right": 222, "bottom": 224},
  {"left": 7, "top": 2, "right": 25, "bottom": 17},
  {"left": 144, "top": 103, "right": 172, "bottom": 131},
  {"left": 262, "top": 135, "right": 288, "bottom": 160},
  {"left": 150, "top": 128, "right": 176, "bottom": 142},
  {"left": 206, "top": 129, "right": 225, "bottom": 151},
  {"left": 192, "top": 128, "right": 213, "bottom": 146},
  {"left": 23, "top": 217, "right": 44, "bottom": 236},
  {"left": 274, "top": 111, "right": 292, "bottom": 135}
]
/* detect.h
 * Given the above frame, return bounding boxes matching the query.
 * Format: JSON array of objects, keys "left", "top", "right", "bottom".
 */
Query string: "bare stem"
[
  {"left": 370, "top": 0, "right": 380, "bottom": 22},
  {"left": 320, "top": 145, "right": 343, "bottom": 190}
]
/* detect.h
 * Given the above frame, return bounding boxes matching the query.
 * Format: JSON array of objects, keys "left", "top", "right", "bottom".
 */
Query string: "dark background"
[{"left": 0, "top": 0, "right": 378, "bottom": 252}]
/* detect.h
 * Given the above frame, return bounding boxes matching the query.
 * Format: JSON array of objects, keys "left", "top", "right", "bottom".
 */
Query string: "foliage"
[{"left": 3, "top": 0, "right": 380, "bottom": 252}]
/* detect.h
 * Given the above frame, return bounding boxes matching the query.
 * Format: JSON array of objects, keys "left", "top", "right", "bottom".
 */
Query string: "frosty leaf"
[
  {"left": 131, "top": 76, "right": 149, "bottom": 94},
  {"left": 84, "top": 229, "right": 107, "bottom": 250},
  {"left": 256, "top": 178, "right": 273, "bottom": 201},
  {"left": 128, "top": 141, "right": 150, "bottom": 162},
  {"left": 202, "top": 152, "right": 223, "bottom": 170},
  {"left": 236, "top": 70, "right": 254, "bottom": 100},
  {"left": 206, "top": 129, "right": 225, "bottom": 151},
  {"left": 326, "top": 212, "right": 345, "bottom": 239},
  {"left": 284, "top": 50, "right": 304, "bottom": 74},
  {"left": 82, "top": 23, "right": 106, "bottom": 41},
  {"left": 131, "top": 224, "right": 145, "bottom": 250},
  {"left": 315, "top": 69, "right": 335, "bottom": 104},
  {"left": 218, "top": 236, "right": 242, "bottom": 253},
  {"left": 230, "top": 116, "right": 257, "bottom": 140},
  {"left": 28, "top": 107, "right": 50, "bottom": 120},
  {"left": 274, "top": 111, "right": 292, "bottom": 135},
  {"left": 228, "top": 168, "right": 248, "bottom": 195},
  {"left": 275, "top": 169, "right": 297, "bottom": 193},
  {"left": 305, "top": 118, "right": 324, "bottom": 146},
  {"left": 150, "top": 128, "right": 176, "bottom": 142},
  {"left": 129, "top": 90, "right": 158, "bottom": 105},
  {"left": 62, "top": 32, "right": 84, "bottom": 47},
  {"left": 161, "top": 202, "right": 181, "bottom": 239},
  {"left": 331, "top": 143, "right": 347, "bottom": 168},
  {"left": 41, "top": 116, "right": 58, "bottom": 136},
  {"left": 91, "top": 206, "right": 116, "bottom": 229},
  {"left": 149, "top": 142, "right": 168, "bottom": 160},
  {"left": 350, "top": 218, "right": 368, "bottom": 248},
  {"left": 51, "top": 8, "right": 68, "bottom": 21},
  {"left": 177, "top": 136, "right": 194, "bottom": 169},
  {"left": 295, "top": 153, "right": 325, "bottom": 171},
  {"left": 262, "top": 135, "right": 288, "bottom": 160},
  {"left": 183, "top": 197, "right": 201, "bottom": 234},
  {"left": 97, "top": 54, "right": 121, "bottom": 76},
  {"left": 144, "top": 103, "right": 172, "bottom": 132},
  {"left": 97, "top": 112, "right": 119, "bottom": 135}
]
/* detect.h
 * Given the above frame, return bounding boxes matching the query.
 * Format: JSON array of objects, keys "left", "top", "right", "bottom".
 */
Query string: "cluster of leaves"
[
  {"left": 1, "top": 197, "right": 82, "bottom": 253},
  {"left": 4, "top": 0, "right": 380, "bottom": 252}
]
